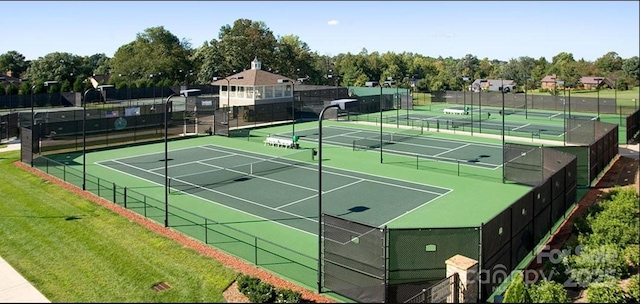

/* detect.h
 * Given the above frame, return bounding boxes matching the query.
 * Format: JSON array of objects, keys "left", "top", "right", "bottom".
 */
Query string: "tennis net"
[
  {"left": 352, "top": 126, "right": 423, "bottom": 151},
  {"left": 168, "top": 150, "right": 310, "bottom": 193}
]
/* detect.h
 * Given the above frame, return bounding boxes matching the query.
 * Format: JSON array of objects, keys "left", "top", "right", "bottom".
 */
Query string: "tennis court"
[
  {"left": 265, "top": 125, "right": 505, "bottom": 170},
  {"left": 96, "top": 144, "right": 451, "bottom": 234}
]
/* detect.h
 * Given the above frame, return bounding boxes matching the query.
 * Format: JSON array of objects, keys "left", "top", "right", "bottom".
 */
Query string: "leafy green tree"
[
  {"left": 0, "top": 85, "right": 5, "bottom": 95},
  {"left": 528, "top": 279, "right": 569, "bottom": 303},
  {"left": 622, "top": 56, "right": 639, "bottom": 82},
  {"left": 23, "top": 52, "right": 82, "bottom": 86},
  {"left": 110, "top": 26, "right": 192, "bottom": 85},
  {"left": 0, "top": 50, "right": 29, "bottom": 77},
  {"left": 86, "top": 53, "right": 111, "bottom": 76},
  {"left": 19, "top": 82, "right": 31, "bottom": 95},
  {"left": 503, "top": 272, "right": 531, "bottom": 303},
  {"left": 217, "top": 19, "right": 277, "bottom": 75},
  {"left": 594, "top": 51, "right": 623, "bottom": 75}
]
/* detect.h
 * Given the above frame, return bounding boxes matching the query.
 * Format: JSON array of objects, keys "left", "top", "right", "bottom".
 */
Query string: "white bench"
[
  {"left": 443, "top": 108, "right": 466, "bottom": 115},
  {"left": 264, "top": 137, "right": 298, "bottom": 149}
]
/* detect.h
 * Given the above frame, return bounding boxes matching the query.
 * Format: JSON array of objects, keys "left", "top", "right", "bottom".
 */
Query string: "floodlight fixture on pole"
[
  {"left": 317, "top": 98, "right": 356, "bottom": 293},
  {"left": 164, "top": 88, "right": 201, "bottom": 228}
]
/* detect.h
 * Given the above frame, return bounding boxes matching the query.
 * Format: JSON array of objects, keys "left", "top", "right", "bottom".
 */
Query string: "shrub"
[
  {"left": 627, "top": 274, "right": 639, "bottom": 302},
  {"left": 542, "top": 258, "right": 569, "bottom": 285},
  {"left": 235, "top": 274, "right": 302, "bottom": 303},
  {"left": 528, "top": 279, "right": 569, "bottom": 303},
  {"left": 275, "top": 288, "right": 302, "bottom": 303},
  {"left": 236, "top": 273, "right": 261, "bottom": 294},
  {"left": 503, "top": 273, "right": 530, "bottom": 303},
  {"left": 586, "top": 279, "right": 626, "bottom": 303},
  {"left": 564, "top": 243, "right": 628, "bottom": 287},
  {"left": 246, "top": 281, "right": 276, "bottom": 303},
  {"left": 622, "top": 245, "right": 640, "bottom": 267}
]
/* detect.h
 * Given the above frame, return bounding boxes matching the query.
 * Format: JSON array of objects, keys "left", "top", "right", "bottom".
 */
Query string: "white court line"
[
  {"left": 326, "top": 125, "right": 503, "bottom": 149},
  {"left": 382, "top": 188, "right": 452, "bottom": 227},
  {"left": 95, "top": 161, "right": 317, "bottom": 237},
  {"left": 433, "top": 143, "right": 471, "bottom": 158},
  {"left": 194, "top": 160, "right": 317, "bottom": 192},
  {"left": 511, "top": 123, "right": 531, "bottom": 131},
  {"left": 147, "top": 154, "right": 237, "bottom": 173},
  {"left": 549, "top": 112, "right": 562, "bottom": 119},
  {"left": 199, "top": 145, "right": 449, "bottom": 195},
  {"left": 276, "top": 179, "right": 365, "bottom": 210},
  {"left": 108, "top": 159, "right": 320, "bottom": 225}
]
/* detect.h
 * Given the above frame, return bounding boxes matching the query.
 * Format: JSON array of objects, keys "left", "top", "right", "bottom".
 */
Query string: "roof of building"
[
  {"left": 541, "top": 74, "right": 558, "bottom": 83},
  {"left": 579, "top": 76, "right": 606, "bottom": 85},
  {"left": 211, "top": 58, "right": 294, "bottom": 86},
  {"left": 471, "top": 79, "right": 516, "bottom": 86}
]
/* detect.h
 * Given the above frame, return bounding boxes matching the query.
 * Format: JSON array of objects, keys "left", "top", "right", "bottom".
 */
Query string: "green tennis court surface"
[
  {"left": 97, "top": 144, "right": 451, "bottom": 233},
  {"left": 265, "top": 125, "right": 504, "bottom": 169}
]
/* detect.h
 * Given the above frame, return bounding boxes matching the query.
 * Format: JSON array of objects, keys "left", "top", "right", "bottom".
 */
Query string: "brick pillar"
[{"left": 445, "top": 254, "right": 479, "bottom": 303}]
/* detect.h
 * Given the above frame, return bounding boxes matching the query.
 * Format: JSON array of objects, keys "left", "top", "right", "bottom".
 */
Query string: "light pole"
[
  {"left": 462, "top": 76, "right": 470, "bottom": 115},
  {"left": 524, "top": 76, "right": 531, "bottom": 119},
  {"left": 213, "top": 75, "right": 244, "bottom": 125},
  {"left": 478, "top": 79, "right": 487, "bottom": 133},
  {"left": 29, "top": 80, "right": 57, "bottom": 167},
  {"left": 501, "top": 78, "right": 505, "bottom": 183},
  {"left": 317, "top": 98, "right": 356, "bottom": 293},
  {"left": 119, "top": 73, "right": 133, "bottom": 106},
  {"left": 164, "top": 89, "right": 201, "bottom": 228},
  {"left": 594, "top": 77, "right": 604, "bottom": 119},
  {"left": 557, "top": 80, "right": 566, "bottom": 145},
  {"left": 277, "top": 78, "right": 296, "bottom": 137},
  {"left": 82, "top": 85, "right": 114, "bottom": 190},
  {"left": 379, "top": 83, "right": 383, "bottom": 163},
  {"left": 567, "top": 83, "right": 573, "bottom": 120}
]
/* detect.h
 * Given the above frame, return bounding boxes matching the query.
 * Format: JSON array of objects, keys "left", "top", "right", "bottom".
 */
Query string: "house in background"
[
  {"left": 579, "top": 76, "right": 611, "bottom": 90},
  {"left": 471, "top": 79, "right": 517, "bottom": 92},
  {"left": 0, "top": 73, "right": 22, "bottom": 88},
  {"left": 540, "top": 74, "right": 559, "bottom": 90},
  {"left": 211, "top": 57, "right": 295, "bottom": 108}
]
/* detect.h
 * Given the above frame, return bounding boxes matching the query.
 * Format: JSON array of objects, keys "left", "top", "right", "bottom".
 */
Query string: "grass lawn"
[{"left": 0, "top": 150, "right": 238, "bottom": 302}]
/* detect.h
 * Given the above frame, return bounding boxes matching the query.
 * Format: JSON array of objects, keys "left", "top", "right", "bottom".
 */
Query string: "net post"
[
  {"left": 352, "top": 139, "right": 356, "bottom": 151},
  {"left": 416, "top": 154, "right": 419, "bottom": 170},
  {"left": 113, "top": 183, "right": 116, "bottom": 203},
  {"left": 168, "top": 178, "right": 171, "bottom": 194},
  {"left": 457, "top": 160, "right": 460, "bottom": 176},
  {"left": 124, "top": 187, "right": 127, "bottom": 209}
]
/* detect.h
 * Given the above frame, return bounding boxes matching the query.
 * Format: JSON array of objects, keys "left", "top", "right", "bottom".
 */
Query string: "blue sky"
[{"left": 4, "top": 1, "right": 639, "bottom": 62}]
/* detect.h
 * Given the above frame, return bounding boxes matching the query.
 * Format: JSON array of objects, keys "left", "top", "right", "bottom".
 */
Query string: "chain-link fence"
[{"left": 432, "top": 90, "right": 618, "bottom": 114}]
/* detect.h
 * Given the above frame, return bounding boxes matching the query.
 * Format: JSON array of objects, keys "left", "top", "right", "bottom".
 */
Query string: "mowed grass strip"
[{"left": 0, "top": 150, "right": 238, "bottom": 302}]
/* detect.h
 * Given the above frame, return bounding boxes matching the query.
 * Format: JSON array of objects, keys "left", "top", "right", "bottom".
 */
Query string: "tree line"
[{"left": 1, "top": 18, "right": 638, "bottom": 96}]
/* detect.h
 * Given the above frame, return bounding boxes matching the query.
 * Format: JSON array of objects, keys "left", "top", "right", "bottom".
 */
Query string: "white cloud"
[{"left": 327, "top": 20, "right": 339, "bottom": 26}]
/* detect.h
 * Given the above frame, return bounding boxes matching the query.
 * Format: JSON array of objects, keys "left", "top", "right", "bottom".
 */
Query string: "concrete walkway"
[
  {"left": 0, "top": 257, "right": 50, "bottom": 303},
  {"left": 0, "top": 139, "right": 50, "bottom": 303}
]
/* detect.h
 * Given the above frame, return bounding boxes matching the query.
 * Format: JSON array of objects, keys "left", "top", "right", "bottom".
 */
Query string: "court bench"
[
  {"left": 443, "top": 108, "right": 466, "bottom": 115},
  {"left": 264, "top": 137, "right": 299, "bottom": 149}
]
